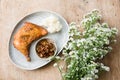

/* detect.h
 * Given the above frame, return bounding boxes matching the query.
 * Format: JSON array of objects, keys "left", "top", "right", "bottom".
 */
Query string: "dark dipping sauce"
[{"left": 36, "top": 39, "right": 56, "bottom": 58}]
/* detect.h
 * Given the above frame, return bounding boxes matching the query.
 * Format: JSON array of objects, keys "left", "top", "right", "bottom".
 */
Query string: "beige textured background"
[{"left": 0, "top": 0, "right": 120, "bottom": 80}]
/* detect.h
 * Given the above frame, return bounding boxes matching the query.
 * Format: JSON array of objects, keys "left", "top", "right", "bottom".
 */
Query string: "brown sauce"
[{"left": 36, "top": 39, "right": 56, "bottom": 58}]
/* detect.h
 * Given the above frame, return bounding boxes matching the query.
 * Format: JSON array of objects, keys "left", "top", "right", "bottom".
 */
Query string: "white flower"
[
  {"left": 76, "top": 67, "right": 79, "bottom": 71},
  {"left": 58, "top": 9, "right": 117, "bottom": 80},
  {"left": 91, "top": 70, "right": 95, "bottom": 75},
  {"left": 69, "top": 51, "right": 73, "bottom": 55},
  {"left": 69, "top": 37, "right": 74, "bottom": 41},
  {"left": 94, "top": 69, "right": 98, "bottom": 73},
  {"left": 93, "top": 48, "right": 97, "bottom": 51},
  {"left": 77, "top": 43, "right": 81, "bottom": 47},
  {"left": 55, "top": 56, "right": 61, "bottom": 60},
  {"left": 102, "top": 66, "right": 110, "bottom": 71},
  {"left": 113, "top": 40, "right": 117, "bottom": 43},
  {"left": 67, "top": 65, "right": 72, "bottom": 68},
  {"left": 95, "top": 75, "right": 99, "bottom": 79},
  {"left": 53, "top": 63, "right": 58, "bottom": 67}
]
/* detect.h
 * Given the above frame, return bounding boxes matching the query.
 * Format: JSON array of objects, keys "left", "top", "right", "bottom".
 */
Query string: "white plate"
[{"left": 9, "top": 11, "right": 69, "bottom": 70}]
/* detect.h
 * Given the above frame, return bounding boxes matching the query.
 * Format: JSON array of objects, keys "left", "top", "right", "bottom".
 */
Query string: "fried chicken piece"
[{"left": 13, "top": 22, "right": 48, "bottom": 61}]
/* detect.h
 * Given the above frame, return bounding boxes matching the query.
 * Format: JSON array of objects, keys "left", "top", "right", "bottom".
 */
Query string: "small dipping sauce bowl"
[{"left": 35, "top": 38, "right": 57, "bottom": 60}]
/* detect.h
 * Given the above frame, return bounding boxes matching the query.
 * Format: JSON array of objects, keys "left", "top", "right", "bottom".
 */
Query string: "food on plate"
[
  {"left": 13, "top": 22, "right": 48, "bottom": 61},
  {"left": 36, "top": 38, "right": 56, "bottom": 58},
  {"left": 53, "top": 10, "right": 118, "bottom": 80},
  {"left": 40, "top": 15, "right": 62, "bottom": 33}
]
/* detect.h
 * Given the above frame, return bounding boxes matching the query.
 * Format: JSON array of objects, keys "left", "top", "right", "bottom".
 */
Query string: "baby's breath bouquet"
[{"left": 54, "top": 10, "right": 118, "bottom": 80}]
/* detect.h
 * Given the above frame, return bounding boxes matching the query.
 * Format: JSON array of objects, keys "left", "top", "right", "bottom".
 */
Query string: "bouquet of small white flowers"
[{"left": 54, "top": 9, "right": 118, "bottom": 80}]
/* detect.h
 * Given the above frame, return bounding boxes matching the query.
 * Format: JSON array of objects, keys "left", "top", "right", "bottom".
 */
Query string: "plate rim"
[{"left": 8, "top": 10, "right": 69, "bottom": 70}]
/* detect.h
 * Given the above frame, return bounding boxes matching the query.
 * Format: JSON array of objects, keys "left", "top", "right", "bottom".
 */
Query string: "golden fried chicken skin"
[{"left": 13, "top": 22, "right": 48, "bottom": 61}]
